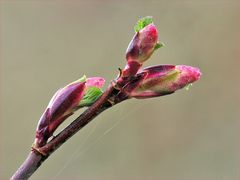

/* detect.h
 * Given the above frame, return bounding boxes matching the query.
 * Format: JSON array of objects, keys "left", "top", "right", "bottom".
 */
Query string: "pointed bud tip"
[
  {"left": 67, "top": 75, "right": 87, "bottom": 87},
  {"left": 140, "top": 23, "right": 158, "bottom": 39},
  {"left": 86, "top": 77, "right": 105, "bottom": 88},
  {"left": 126, "top": 23, "right": 159, "bottom": 65},
  {"left": 176, "top": 65, "right": 201, "bottom": 82}
]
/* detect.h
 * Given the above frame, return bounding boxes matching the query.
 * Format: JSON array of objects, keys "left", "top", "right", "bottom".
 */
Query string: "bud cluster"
[
  {"left": 119, "top": 16, "right": 201, "bottom": 98},
  {"left": 33, "top": 16, "right": 201, "bottom": 149}
]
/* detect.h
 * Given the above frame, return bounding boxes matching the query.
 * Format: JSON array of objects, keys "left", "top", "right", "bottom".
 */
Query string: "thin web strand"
[{"left": 52, "top": 103, "right": 145, "bottom": 179}]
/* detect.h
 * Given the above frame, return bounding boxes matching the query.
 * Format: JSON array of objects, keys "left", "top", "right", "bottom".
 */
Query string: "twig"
[
  {"left": 10, "top": 16, "right": 201, "bottom": 179},
  {"left": 11, "top": 85, "right": 124, "bottom": 180}
]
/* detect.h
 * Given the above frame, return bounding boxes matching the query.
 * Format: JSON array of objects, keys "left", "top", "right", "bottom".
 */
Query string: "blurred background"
[{"left": 1, "top": 0, "right": 239, "bottom": 180}]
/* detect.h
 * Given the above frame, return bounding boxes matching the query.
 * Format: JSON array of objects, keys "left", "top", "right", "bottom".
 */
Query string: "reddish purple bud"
[
  {"left": 34, "top": 79, "right": 86, "bottom": 147},
  {"left": 123, "top": 65, "right": 201, "bottom": 99},
  {"left": 34, "top": 76, "right": 105, "bottom": 147},
  {"left": 126, "top": 23, "right": 158, "bottom": 64}
]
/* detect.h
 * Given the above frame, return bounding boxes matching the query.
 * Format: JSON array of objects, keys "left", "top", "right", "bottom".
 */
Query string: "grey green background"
[{"left": 1, "top": 1, "right": 239, "bottom": 180}]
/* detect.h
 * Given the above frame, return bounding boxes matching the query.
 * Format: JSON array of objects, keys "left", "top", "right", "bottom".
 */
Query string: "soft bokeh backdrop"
[{"left": 1, "top": 1, "right": 239, "bottom": 180}]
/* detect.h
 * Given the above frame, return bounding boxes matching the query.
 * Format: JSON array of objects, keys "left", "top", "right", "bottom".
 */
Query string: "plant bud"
[
  {"left": 126, "top": 23, "right": 158, "bottom": 63},
  {"left": 123, "top": 17, "right": 163, "bottom": 77},
  {"left": 34, "top": 76, "right": 105, "bottom": 147},
  {"left": 123, "top": 65, "right": 201, "bottom": 98}
]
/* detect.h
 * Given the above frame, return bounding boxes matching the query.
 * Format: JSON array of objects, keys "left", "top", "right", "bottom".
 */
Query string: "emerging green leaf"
[
  {"left": 78, "top": 87, "right": 103, "bottom": 107},
  {"left": 154, "top": 42, "right": 165, "bottom": 51},
  {"left": 134, "top": 16, "right": 153, "bottom": 32},
  {"left": 185, "top": 83, "right": 193, "bottom": 91}
]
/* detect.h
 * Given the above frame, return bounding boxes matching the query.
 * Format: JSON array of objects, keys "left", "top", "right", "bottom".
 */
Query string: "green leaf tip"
[
  {"left": 154, "top": 42, "right": 165, "bottom": 51},
  {"left": 185, "top": 83, "right": 193, "bottom": 91},
  {"left": 78, "top": 75, "right": 87, "bottom": 82},
  {"left": 68, "top": 75, "right": 87, "bottom": 86},
  {"left": 134, "top": 16, "right": 153, "bottom": 32}
]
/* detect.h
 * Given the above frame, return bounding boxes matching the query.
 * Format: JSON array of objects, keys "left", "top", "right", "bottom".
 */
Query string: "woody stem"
[{"left": 11, "top": 84, "right": 125, "bottom": 180}]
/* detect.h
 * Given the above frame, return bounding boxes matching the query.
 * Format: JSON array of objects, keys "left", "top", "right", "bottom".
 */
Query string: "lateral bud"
[
  {"left": 123, "top": 65, "right": 201, "bottom": 98},
  {"left": 34, "top": 76, "right": 105, "bottom": 147}
]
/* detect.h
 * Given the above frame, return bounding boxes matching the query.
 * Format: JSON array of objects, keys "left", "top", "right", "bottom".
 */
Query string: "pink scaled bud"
[
  {"left": 34, "top": 76, "right": 105, "bottom": 147},
  {"left": 126, "top": 23, "right": 158, "bottom": 64},
  {"left": 123, "top": 65, "right": 201, "bottom": 99},
  {"left": 122, "top": 17, "right": 161, "bottom": 77}
]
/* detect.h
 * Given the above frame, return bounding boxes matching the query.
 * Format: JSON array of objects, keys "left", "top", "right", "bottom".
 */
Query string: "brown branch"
[
  {"left": 10, "top": 151, "right": 46, "bottom": 180},
  {"left": 11, "top": 84, "right": 126, "bottom": 180}
]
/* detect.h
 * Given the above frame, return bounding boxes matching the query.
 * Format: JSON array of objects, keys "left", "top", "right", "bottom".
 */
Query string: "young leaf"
[
  {"left": 78, "top": 87, "right": 103, "bottom": 107},
  {"left": 154, "top": 42, "right": 165, "bottom": 51},
  {"left": 185, "top": 83, "right": 193, "bottom": 91},
  {"left": 134, "top": 16, "right": 153, "bottom": 32}
]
